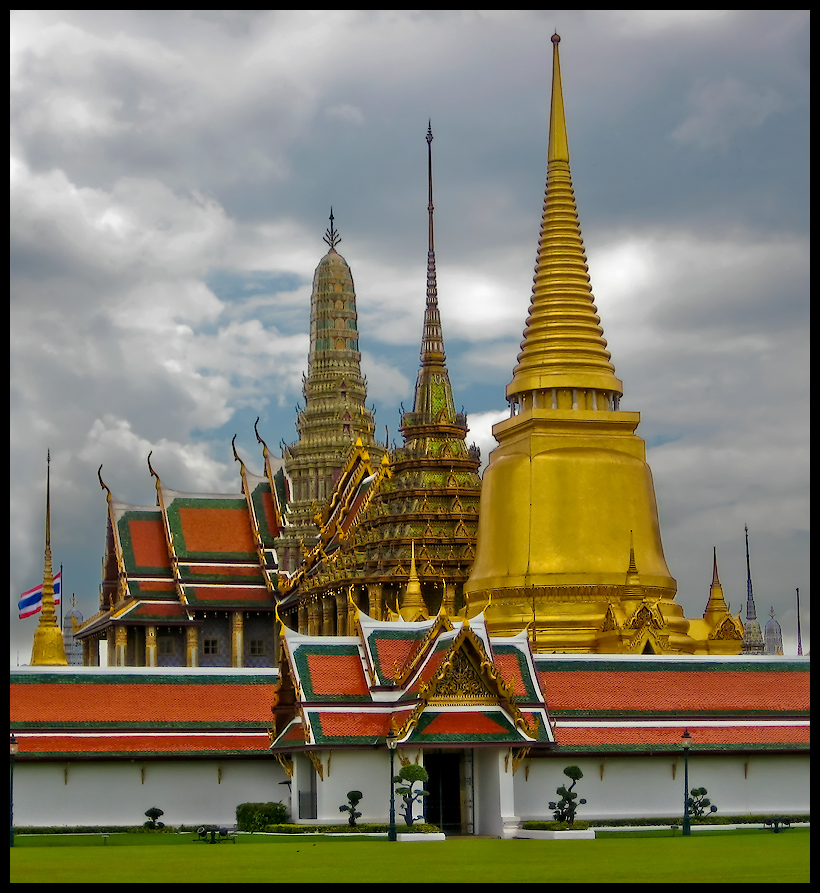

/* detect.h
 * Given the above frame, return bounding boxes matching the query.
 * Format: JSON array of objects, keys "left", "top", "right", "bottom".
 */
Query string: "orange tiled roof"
[
  {"left": 15, "top": 732, "right": 270, "bottom": 757},
  {"left": 11, "top": 675, "right": 275, "bottom": 726},
  {"left": 553, "top": 723, "right": 810, "bottom": 749},
  {"left": 127, "top": 518, "right": 172, "bottom": 570},
  {"left": 536, "top": 665, "right": 810, "bottom": 714}
]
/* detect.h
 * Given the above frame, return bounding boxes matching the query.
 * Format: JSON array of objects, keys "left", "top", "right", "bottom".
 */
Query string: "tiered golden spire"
[
  {"left": 703, "top": 547, "right": 729, "bottom": 618},
  {"left": 507, "top": 32, "right": 622, "bottom": 408},
  {"left": 30, "top": 450, "right": 68, "bottom": 666},
  {"left": 465, "top": 33, "right": 693, "bottom": 653},
  {"left": 399, "top": 540, "right": 428, "bottom": 622}
]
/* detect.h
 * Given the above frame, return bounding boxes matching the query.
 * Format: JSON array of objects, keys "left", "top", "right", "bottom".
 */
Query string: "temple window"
[{"left": 203, "top": 638, "right": 219, "bottom": 656}]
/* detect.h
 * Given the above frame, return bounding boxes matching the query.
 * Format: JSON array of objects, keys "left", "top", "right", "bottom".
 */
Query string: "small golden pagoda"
[
  {"left": 30, "top": 451, "right": 68, "bottom": 666},
  {"left": 464, "top": 35, "right": 696, "bottom": 653},
  {"left": 686, "top": 548, "right": 744, "bottom": 653}
]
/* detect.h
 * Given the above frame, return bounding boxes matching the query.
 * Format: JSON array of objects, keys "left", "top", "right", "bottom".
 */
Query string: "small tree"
[
  {"left": 393, "top": 764, "right": 429, "bottom": 826},
  {"left": 548, "top": 766, "right": 587, "bottom": 827},
  {"left": 144, "top": 807, "right": 165, "bottom": 829},
  {"left": 339, "top": 790, "right": 363, "bottom": 826},
  {"left": 687, "top": 787, "right": 718, "bottom": 819}
]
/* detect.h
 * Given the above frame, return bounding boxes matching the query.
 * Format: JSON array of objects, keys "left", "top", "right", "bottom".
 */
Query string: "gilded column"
[
  {"left": 145, "top": 626, "right": 157, "bottom": 668},
  {"left": 186, "top": 626, "right": 199, "bottom": 668},
  {"left": 443, "top": 582, "right": 457, "bottom": 616},
  {"left": 114, "top": 625, "right": 127, "bottom": 667},
  {"left": 298, "top": 603, "right": 308, "bottom": 635},
  {"left": 308, "top": 598, "right": 320, "bottom": 636},
  {"left": 335, "top": 592, "right": 348, "bottom": 632},
  {"left": 367, "top": 583, "right": 384, "bottom": 621},
  {"left": 321, "top": 596, "right": 335, "bottom": 636},
  {"left": 232, "top": 611, "right": 244, "bottom": 668}
]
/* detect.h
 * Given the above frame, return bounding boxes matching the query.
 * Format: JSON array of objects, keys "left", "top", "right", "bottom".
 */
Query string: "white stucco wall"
[
  {"left": 293, "top": 749, "right": 427, "bottom": 827},
  {"left": 513, "top": 754, "right": 811, "bottom": 821},
  {"left": 14, "top": 759, "right": 289, "bottom": 828}
]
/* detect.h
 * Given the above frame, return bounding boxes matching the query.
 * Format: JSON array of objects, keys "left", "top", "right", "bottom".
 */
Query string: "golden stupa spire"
[
  {"left": 399, "top": 540, "right": 428, "bottom": 622},
  {"left": 507, "top": 32, "right": 622, "bottom": 408},
  {"left": 703, "top": 547, "right": 729, "bottom": 618},
  {"left": 30, "top": 450, "right": 68, "bottom": 666},
  {"left": 464, "top": 33, "right": 691, "bottom": 653}
]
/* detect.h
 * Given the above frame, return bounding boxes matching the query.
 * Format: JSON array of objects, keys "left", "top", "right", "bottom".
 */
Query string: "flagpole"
[{"left": 60, "top": 563, "right": 63, "bottom": 629}]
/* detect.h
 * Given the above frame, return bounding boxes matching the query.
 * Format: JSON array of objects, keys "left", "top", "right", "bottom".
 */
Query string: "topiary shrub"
[
  {"left": 687, "top": 787, "right": 718, "bottom": 819},
  {"left": 339, "top": 791, "right": 363, "bottom": 826},
  {"left": 548, "top": 766, "right": 587, "bottom": 827},
  {"left": 143, "top": 807, "right": 165, "bottom": 829},
  {"left": 393, "top": 764, "right": 430, "bottom": 827},
  {"left": 236, "top": 801, "right": 289, "bottom": 831}
]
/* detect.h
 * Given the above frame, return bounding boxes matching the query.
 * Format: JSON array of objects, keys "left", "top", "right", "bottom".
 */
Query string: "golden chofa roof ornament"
[
  {"left": 464, "top": 34, "right": 695, "bottom": 654},
  {"left": 30, "top": 450, "right": 68, "bottom": 666}
]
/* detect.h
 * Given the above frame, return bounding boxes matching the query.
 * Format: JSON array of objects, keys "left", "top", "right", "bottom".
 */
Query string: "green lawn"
[{"left": 10, "top": 830, "right": 809, "bottom": 883}]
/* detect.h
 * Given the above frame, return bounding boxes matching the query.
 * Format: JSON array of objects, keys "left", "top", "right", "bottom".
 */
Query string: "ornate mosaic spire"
[{"left": 741, "top": 525, "right": 764, "bottom": 653}]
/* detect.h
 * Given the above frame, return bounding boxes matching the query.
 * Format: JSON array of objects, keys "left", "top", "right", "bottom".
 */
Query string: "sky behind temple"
[{"left": 10, "top": 10, "right": 810, "bottom": 663}]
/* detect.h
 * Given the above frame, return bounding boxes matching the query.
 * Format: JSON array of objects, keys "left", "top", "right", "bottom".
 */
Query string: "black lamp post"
[
  {"left": 681, "top": 729, "right": 691, "bottom": 837},
  {"left": 386, "top": 729, "right": 397, "bottom": 842},
  {"left": 10, "top": 733, "right": 19, "bottom": 848}
]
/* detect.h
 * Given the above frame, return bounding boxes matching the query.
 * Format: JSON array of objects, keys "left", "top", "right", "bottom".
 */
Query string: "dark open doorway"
[{"left": 424, "top": 750, "right": 464, "bottom": 834}]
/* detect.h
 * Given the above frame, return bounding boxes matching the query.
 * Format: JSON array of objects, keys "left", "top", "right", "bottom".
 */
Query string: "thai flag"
[{"left": 18, "top": 571, "right": 62, "bottom": 619}]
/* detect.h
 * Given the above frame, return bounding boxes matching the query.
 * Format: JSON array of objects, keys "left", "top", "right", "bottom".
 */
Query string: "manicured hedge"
[
  {"left": 236, "top": 802, "right": 289, "bottom": 832},
  {"left": 521, "top": 821, "right": 590, "bottom": 831},
  {"left": 263, "top": 822, "right": 442, "bottom": 834}
]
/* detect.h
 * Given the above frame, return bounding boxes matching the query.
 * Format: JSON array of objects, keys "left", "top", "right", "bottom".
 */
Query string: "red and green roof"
[{"left": 10, "top": 668, "right": 279, "bottom": 759}]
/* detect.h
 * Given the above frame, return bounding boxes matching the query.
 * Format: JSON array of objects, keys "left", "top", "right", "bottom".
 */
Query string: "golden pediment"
[{"left": 428, "top": 649, "right": 496, "bottom": 705}]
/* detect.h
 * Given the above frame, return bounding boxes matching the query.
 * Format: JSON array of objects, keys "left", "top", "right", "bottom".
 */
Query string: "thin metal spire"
[
  {"left": 796, "top": 587, "right": 803, "bottom": 656},
  {"left": 323, "top": 207, "right": 341, "bottom": 250},
  {"left": 744, "top": 524, "right": 757, "bottom": 622}
]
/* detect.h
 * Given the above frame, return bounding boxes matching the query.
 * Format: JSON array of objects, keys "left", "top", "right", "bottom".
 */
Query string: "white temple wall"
[
  {"left": 294, "top": 749, "right": 421, "bottom": 826},
  {"left": 14, "top": 758, "right": 289, "bottom": 828},
  {"left": 513, "top": 753, "right": 810, "bottom": 821}
]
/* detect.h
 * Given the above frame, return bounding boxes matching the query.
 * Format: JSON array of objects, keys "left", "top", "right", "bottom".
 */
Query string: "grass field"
[{"left": 10, "top": 829, "right": 810, "bottom": 883}]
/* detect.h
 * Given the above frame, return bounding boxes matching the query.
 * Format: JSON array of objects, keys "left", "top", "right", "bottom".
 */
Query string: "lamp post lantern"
[
  {"left": 386, "top": 729, "right": 398, "bottom": 842},
  {"left": 10, "top": 734, "right": 19, "bottom": 848},
  {"left": 681, "top": 729, "right": 691, "bottom": 837}
]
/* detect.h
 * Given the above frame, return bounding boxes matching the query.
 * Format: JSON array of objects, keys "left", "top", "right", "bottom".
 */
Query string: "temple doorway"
[{"left": 424, "top": 749, "right": 473, "bottom": 835}]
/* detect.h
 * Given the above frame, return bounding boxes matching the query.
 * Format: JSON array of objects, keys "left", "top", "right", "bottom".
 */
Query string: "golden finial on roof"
[
  {"left": 323, "top": 208, "right": 341, "bottom": 251},
  {"left": 30, "top": 449, "right": 68, "bottom": 666}
]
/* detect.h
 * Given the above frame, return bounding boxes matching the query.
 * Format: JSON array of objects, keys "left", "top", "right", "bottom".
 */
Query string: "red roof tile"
[
  {"left": 127, "top": 518, "right": 171, "bottom": 569},
  {"left": 15, "top": 732, "right": 270, "bottom": 756},
  {"left": 538, "top": 669, "right": 809, "bottom": 713},
  {"left": 305, "top": 654, "right": 370, "bottom": 698},
  {"left": 12, "top": 682, "right": 274, "bottom": 725},
  {"left": 372, "top": 635, "right": 425, "bottom": 682},
  {"left": 554, "top": 724, "right": 810, "bottom": 747},
  {"left": 177, "top": 507, "right": 256, "bottom": 554}
]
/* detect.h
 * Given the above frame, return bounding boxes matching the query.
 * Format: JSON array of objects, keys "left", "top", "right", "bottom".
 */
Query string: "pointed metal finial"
[
  {"left": 796, "top": 587, "right": 803, "bottom": 656},
  {"left": 323, "top": 208, "right": 341, "bottom": 250}
]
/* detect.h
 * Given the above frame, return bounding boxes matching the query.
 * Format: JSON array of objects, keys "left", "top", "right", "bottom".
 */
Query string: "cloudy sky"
[{"left": 10, "top": 10, "right": 809, "bottom": 664}]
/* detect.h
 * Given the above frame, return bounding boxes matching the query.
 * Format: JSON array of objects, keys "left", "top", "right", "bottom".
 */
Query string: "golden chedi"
[{"left": 464, "top": 35, "right": 695, "bottom": 653}]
